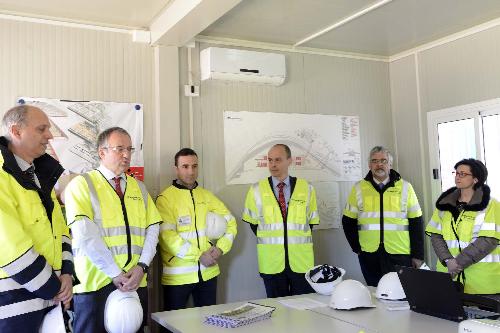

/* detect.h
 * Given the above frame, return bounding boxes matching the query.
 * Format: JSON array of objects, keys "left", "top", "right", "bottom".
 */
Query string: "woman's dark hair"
[{"left": 454, "top": 158, "right": 488, "bottom": 190}]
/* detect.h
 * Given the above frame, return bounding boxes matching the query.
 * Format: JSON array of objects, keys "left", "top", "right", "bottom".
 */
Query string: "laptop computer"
[{"left": 397, "top": 267, "right": 500, "bottom": 322}]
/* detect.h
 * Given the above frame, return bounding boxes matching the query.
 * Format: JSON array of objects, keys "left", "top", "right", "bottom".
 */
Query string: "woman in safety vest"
[{"left": 426, "top": 158, "right": 499, "bottom": 294}]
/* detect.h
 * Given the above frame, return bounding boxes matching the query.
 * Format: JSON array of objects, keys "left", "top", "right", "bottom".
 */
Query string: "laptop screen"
[{"left": 397, "top": 267, "right": 467, "bottom": 321}]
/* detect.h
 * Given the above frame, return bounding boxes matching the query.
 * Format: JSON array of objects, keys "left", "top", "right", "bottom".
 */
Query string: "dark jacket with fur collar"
[{"left": 435, "top": 185, "right": 490, "bottom": 221}]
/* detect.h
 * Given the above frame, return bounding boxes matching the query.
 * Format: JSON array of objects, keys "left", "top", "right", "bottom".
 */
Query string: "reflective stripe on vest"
[
  {"left": 0, "top": 298, "right": 55, "bottom": 320},
  {"left": 427, "top": 219, "right": 442, "bottom": 231},
  {"left": 258, "top": 223, "right": 309, "bottom": 232},
  {"left": 358, "top": 224, "right": 409, "bottom": 231},
  {"left": 252, "top": 182, "right": 263, "bottom": 223},
  {"left": 74, "top": 244, "right": 143, "bottom": 257},
  {"left": 257, "top": 236, "right": 312, "bottom": 245},
  {"left": 2, "top": 247, "right": 38, "bottom": 276},
  {"left": 359, "top": 211, "right": 407, "bottom": 219},
  {"left": 163, "top": 264, "right": 208, "bottom": 275},
  {"left": 177, "top": 242, "right": 192, "bottom": 259}
]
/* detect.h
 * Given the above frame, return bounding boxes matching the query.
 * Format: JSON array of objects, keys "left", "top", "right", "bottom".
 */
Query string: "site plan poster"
[
  {"left": 19, "top": 97, "right": 144, "bottom": 180},
  {"left": 224, "top": 111, "right": 362, "bottom": 228}
]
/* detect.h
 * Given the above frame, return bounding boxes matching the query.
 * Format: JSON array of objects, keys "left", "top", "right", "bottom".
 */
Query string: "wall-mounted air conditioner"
[{"left": 200, "top": 47, "right": 286, "bottom": 86}]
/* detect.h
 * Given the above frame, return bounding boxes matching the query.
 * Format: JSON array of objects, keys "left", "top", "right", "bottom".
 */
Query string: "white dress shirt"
[{"left": 14, "top": 154, "right": 41, "bottom": 188}]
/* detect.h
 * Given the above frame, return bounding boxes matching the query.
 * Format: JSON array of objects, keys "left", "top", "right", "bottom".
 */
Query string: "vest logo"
[
  {"left": 290, "top": 198, "right": 305, "bottom": 204},
  {"left": 127, "top": 195, "right": 142, "bottom": 201},
  {"left": 178, "top": 215, "right": 191, "bottom": 226},
  {"left": 460, "top": 214, "right": 475, "bottom": 222}
]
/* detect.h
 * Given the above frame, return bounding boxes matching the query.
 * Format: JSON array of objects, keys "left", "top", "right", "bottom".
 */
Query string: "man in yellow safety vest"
[
  {"left": 64, "top": 127, "right": 161, "bottom": 333},
  {"left": 342, "top": 146, "right": 424, "bottom": 286},
  {"left": 156, "top": 148, "right": 237, "bottom": 312},
  {"left": 243, "top": 144, "right": 319, "bottom": 297},
  {"left": 0, "top": 105, "right": 73, "bottom": 332}
]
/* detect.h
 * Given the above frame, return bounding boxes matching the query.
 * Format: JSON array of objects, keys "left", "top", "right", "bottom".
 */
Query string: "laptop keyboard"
[{"left": 464, "top": 306, "right": 500, "bottom": 319}]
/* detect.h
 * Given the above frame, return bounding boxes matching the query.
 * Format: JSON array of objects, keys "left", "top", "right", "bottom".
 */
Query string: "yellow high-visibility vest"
[
  {"left": 426, "top": 196, "right": 500, "bottom": 294},
  {"left": 65, "top": 170, "right": 160, "bottom": 293},
  {"left": 156, "top": 184, "right": 237, "bottom": 285},
  {"left": 343, "top": 178, "right": 422, "bottom": 254},
  {"left": 243, "top": 178, "right": 319, "bottom": 274}
]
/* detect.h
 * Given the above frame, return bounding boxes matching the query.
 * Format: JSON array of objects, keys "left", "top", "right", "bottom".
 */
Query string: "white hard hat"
[
  {"left": 40, "top": 303, "right": 65, "bottom": 333},
  {"left": 104, "top": 290, "right": 143, "bottom": 333},
  {"left": 329, "top": 280, "right": 376, "bottom": 310},
  {"left": 205, "top": 212, "right": 227, "bottom": 240},
  {"left": 376, "top": 272, "right": 406, "bottom": 300},
  {"left": 305, "top": 264, "right": 346, "bottom": 295}
]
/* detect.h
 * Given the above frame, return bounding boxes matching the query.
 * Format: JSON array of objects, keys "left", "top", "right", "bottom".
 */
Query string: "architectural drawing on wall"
[
  {"left": 223, "top": 111, "right": 361, "bottom": 185},
  {"left": 18, "top": 97, "right": 144, "bottom": 180},
  {"left": 312, "top": 182, "right": 341, "bottom": 229}
]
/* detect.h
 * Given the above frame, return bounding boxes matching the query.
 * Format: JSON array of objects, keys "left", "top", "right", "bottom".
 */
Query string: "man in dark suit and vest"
[{"left": 243, "top": 144, "right": 319, "bottom": 297}]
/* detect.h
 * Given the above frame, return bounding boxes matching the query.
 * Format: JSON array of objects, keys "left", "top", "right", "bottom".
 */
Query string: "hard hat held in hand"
[
  {"left": 205, "top": 212, "right": 227, "bottom": 240},
  {"left": 305, "top": 264, "right": 346, "bottom": 295},
  {"left": 104, "top": 290, "right": 143, "bottom": 333},
  {"left": 376, "top": 272, "right": 406, "bottom": 301},
  {"left": 329, "top": 280, "right": 376, "bottom": 310}
]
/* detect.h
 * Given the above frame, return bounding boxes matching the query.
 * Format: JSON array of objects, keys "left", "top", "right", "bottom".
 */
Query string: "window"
[{"left": 428, "top": 98, "right": 500, "bottom": 201}]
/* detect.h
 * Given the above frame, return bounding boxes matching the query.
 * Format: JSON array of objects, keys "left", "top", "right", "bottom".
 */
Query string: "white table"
[{"left": 152, "top": 293, "right": 459, "bottom": 333}]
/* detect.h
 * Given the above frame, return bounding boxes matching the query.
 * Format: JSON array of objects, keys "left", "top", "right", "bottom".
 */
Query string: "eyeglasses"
[
  {"left": 370, "top": 159, "right": 389, "bottom": 165},
  {"left": 102, "top": 146, "right": 136, "bottom": 154},
  {"left": 452, "top": 171, "right": 472, "bottom": 178}
]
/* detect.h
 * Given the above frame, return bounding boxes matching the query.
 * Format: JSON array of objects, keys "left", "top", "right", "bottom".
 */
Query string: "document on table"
[
  {"left": 204, "top": 302, "right": 276, "bottom": 328},
  {"left": 278, "top": 297, "right": 327, "bottom": 310}
]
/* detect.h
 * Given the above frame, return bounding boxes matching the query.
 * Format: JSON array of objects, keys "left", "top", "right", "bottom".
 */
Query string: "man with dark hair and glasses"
[
  {"left": 342, "top": 146, "right": 424, "bottom": 286},
  {"left": 64, "top": 127, "right": 162, "bottom": 332}
]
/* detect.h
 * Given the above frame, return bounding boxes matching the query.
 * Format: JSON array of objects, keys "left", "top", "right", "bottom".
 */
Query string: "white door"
[{"left": 427, "top": 98, "right": 500, "bottom": 203}]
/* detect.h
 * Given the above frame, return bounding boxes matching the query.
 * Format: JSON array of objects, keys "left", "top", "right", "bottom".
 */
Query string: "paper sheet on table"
[
  {"left": 378, "top": 299, "right": 410, "bottom": 311},
  {"left": 278, "top": 297, "right": 327, "bottom": 310}
]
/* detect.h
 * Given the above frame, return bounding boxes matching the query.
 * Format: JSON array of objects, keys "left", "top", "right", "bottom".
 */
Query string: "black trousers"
[
  {"left": 261, "top": 268, "right": 314, "bottom": 298},
  {"left": 162, "top": 276, "right": 217, "bottom": 311},
  {"left": 160, "top": 277, "right": 217, "bottom": 333},
  {"left": 358, "top": 248, "right": 412, "bottom": 287},
  {"left": 73, "top": 283, "right": 148, "bottom": 333}
]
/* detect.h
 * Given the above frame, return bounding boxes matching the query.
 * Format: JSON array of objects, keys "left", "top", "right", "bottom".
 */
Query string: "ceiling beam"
[
  {"left": 149, "top": 0, "right": 242, "bottom": 46},
  {"left": 294, "top": 0, "right": 393, "bottom": 47}
]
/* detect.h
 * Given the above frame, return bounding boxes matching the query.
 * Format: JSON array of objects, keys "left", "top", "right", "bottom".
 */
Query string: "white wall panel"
[
  {"left": 0, "top": 18, "right": 157, "bottom": 188},
  {"left": 181, "top": 43, "right": 393, "bottom": 303}
]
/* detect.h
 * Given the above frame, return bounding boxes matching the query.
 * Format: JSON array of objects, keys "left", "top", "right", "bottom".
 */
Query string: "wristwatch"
[{"left": 137, "top": 262, "right": 149, "bottom": 273}]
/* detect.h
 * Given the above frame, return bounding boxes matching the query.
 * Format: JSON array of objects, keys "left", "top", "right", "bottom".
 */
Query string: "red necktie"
[
  {"left": 113, "top": 177, "right": 124, "bottom": 198},
  {"left": 277, "top": 182, "right": 287, "bottom": 221}
]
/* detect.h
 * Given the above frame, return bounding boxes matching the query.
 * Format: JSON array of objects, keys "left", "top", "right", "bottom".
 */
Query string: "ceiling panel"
[
  {"left": 200, "top": 0, "right": 500, "bottom": 56},
  {"left": 0, "top": 0, "right": 172, "bottom": 28},
  {"left": 304, "top": 0, "right": 500, "bottom": 56},
  {"left": 201, "top": 0, "right": 374, "bottom": 45}
]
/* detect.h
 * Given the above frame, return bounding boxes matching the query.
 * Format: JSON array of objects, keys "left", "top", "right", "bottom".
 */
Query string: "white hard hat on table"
[
  {"left": 329, "top": 279, "right": 376, "bottom": 310},
  {"left": 376, "top": 272, "right": 406, "bottom": 300},
  {"left": 305, "top": 264, "right": 346, "bottom": 295}
]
